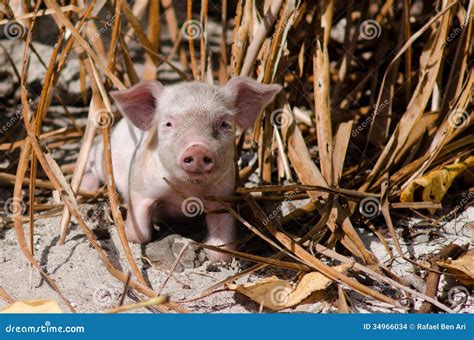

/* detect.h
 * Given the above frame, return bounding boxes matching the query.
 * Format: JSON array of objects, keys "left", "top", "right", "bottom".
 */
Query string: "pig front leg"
[
  {"left": 125, "top": 191, "right": 156, "bottom": 243},
  {"left": 205, "top": 213, "right": 236, "bottom": 262}
]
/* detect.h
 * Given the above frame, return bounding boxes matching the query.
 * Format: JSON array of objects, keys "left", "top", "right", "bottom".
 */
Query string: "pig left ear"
[
  {"left": 110, "top": 80, "right": 163, "bottom": 130},
  {"left": 224, "top": 76, "right": 282, "bottom": 129}
]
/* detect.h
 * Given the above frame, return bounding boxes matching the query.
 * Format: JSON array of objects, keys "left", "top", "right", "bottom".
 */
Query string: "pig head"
[{"left": 81, "top": 76, "right": 281, "bottom": 262}]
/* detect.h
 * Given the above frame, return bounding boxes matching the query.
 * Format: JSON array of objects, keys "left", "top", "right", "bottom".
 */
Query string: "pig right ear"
[
  {"left": 224, "top": 76, "right": 282, "bottom": 129},
  {"left": 110, "top": 80, "right": 163, "bottom": 130}
]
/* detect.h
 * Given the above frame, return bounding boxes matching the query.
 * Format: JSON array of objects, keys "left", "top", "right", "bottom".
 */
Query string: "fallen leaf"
[
  {"left": 0, "top": 300, "right": 63, "bottom": 313},
  {"left": 437, "top": 250, "right": 474, "bottom": 286},
  {"left": 227, "top": 263, "right": 351, "bottom": 311},
  {"left": 400, "top": 156, "right": 474, "bottom": 213}
]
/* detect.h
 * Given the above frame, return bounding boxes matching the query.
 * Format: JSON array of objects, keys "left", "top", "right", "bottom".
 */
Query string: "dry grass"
[{"left": 0, "top": 0, "right": 472, "bottom": 313}]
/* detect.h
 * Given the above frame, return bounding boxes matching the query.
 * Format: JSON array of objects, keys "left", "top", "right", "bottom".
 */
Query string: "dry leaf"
[
  {"left": 227, "top": 263, "right": 351, "bottom": 311},
  {"left": 0, "top": 300, "right": 63, "bottom": 313},
  {"left": 437, "top": 250, "right": 474, "bottom": 286},
  {"left": 400, "top": 156, "right": 474, "bottom": 212}
]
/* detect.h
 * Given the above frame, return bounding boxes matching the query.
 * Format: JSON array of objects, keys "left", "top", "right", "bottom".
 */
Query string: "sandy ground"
[
  {"left": 0, "top": 203, "right": 255, "bottom": 313},
  {"left": 0, "top": 201, "right": 472, "bottom": 313}
]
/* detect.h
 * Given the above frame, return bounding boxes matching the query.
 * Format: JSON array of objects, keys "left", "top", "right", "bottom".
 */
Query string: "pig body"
[
  {"left": 84, "top": 118, "right": 143, "bottom": 201},
  {"left": 82, "top": 77, "right": 281, "bottom": 262}
]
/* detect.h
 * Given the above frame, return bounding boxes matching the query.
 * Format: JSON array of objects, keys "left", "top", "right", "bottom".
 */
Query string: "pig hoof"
[
  {"left": 204, "top": 235, "right": 235, "bottom": 262},
  {"left": 204, "top": 248, "right": 232, "bottom": 263},
  {"left": 126, "top": 234, "right": 153, "bottom": 244},
  {"left": 80, "top": 172, "right": 100, "bottom": 191}
]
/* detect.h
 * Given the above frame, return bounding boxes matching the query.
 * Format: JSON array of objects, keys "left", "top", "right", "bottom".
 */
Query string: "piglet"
[{"left": 81, "top": 76, "right": 281, "bottom": 262}]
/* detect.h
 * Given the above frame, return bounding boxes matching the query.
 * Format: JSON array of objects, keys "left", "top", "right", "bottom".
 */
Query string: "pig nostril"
[
  {"left": 184, "top": 156, "right": 194, "bottom": 164},
  {"left": 203, "top": 157, "right": 213, "bottom": 164}
]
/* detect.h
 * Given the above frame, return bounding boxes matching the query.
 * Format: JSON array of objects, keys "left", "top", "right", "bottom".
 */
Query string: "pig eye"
[
  {"left": 165, "top": 122, "right": 173, "bottom": 127},
  {"left": 220, "top": 121, "right": 231, "bottom": 129}
]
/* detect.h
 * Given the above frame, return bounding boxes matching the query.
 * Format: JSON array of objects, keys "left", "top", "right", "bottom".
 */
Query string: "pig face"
[
  {"left": 156, "top": 83, "right": 236, "bottom": 185},
  {"left": 111, "top": 77, "right": 281, "bottom": 186}
]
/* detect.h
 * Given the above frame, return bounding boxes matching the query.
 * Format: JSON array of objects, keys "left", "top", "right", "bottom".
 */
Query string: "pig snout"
[{"left": 179, "top": 144, "right": 216, "bottom": 174}]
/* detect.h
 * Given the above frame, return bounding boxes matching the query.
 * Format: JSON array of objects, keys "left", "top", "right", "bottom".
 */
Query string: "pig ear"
[
  {"left": 225, "top": 76, "right": 282, "bottom": 129},
  {"left": 110, "top": 80, "right": 163, "bottom": 130}
]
